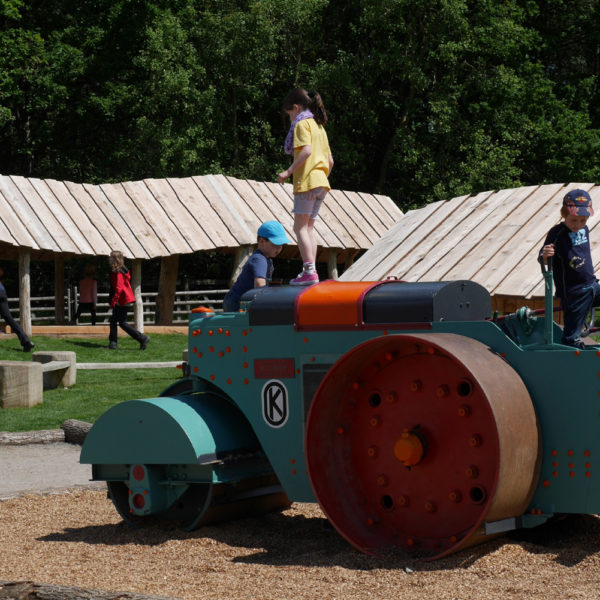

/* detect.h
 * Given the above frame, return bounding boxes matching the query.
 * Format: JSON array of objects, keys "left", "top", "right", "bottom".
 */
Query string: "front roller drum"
[
  {"left": 305, "top": 333, "right": 541, "bottom": 559},
  {"left": 106, "top": 471, "right": 289, "bottom": 531},
  {"left": 81, "top": 390, "right": 291, "bottom": 531}
]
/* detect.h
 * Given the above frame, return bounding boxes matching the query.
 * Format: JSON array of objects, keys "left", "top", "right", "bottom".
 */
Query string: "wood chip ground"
[{"left": 1, "top": 489, "right": 600, "bottom": 599}]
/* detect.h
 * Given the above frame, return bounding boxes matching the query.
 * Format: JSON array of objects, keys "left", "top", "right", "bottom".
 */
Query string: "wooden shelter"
[
  {"left": 340, "top": 183, "right": 599, "bottom": 314},
  {"left": 0, "top": 173, "right": 401, "bottom": 333}
]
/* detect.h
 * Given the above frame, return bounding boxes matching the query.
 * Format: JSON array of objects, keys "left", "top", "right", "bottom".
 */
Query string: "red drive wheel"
[{"left": 305, "top": 333, "right": 541, "bottom": 559}]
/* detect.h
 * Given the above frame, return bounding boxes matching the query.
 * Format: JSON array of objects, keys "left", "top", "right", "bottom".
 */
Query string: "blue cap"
[
  {"left": 257, "top": 220, "right": 291, "bottom": 245},
  {"left": 563, "top": 189, "right": 594, "bottom": 217}
]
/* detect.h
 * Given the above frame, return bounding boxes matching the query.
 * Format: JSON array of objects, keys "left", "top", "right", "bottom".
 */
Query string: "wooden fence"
[{"left": 4, "top": 287, "right": 229, "bottom": 326}]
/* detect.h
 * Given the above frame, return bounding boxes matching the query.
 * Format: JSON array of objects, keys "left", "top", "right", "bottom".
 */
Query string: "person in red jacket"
[{"left": 108, "top": 251, "right": 149, "bottom": 350}]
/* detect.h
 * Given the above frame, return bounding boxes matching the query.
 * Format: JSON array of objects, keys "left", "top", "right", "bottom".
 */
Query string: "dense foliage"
[{"left": 1, "top": 0, "right": 600, "bottom": 210}]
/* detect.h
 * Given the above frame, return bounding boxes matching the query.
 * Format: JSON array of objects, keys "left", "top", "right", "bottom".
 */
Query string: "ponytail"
[
  {"left": 307, "top": 90, "right": 327, "bottom": 126},
  {"left": 282, "top": 87, "right": 328, "bottom": 126}
]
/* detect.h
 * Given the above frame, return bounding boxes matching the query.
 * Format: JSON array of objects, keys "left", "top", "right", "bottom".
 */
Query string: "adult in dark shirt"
[
  {"left": 539, "top": 189, "right": 599, "bottom": 348},
  {"left": 223, "top": 221, "right": 291, "bottom": 312},
  {"left": 0, "top": 266, "right": 34, "bottom": 352}
]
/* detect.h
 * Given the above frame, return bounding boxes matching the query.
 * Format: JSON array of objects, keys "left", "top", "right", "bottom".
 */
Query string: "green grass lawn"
[{"left": 0, "top": 333, "right": 188, "bottom": 432}]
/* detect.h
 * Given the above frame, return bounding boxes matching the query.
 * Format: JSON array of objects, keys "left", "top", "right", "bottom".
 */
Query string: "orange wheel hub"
[{"left": 394, "top": 429, "right": 424, "bottom": 466}]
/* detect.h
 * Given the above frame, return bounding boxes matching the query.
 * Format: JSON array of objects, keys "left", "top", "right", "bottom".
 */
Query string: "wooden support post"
[
  {"left": 131, "top": 259, "right": 144, "bottom": 333},
  {"left": 155, "top": 254, "right": 179, "bottom": 325},
  {"left": 328, "top": 248, "right": 339, "bottom": 280},
  {"left": 18, "top": 248, "right": 31, "bottom": 337},
  {"left": 230, "top": 245, "right": 254, "bottom": 287},
  {"left": 54, "top": 254, "right": 65, "bottom": 325},
  {"left": 344, "top": 250, "right": 360, "bottom": 273}
]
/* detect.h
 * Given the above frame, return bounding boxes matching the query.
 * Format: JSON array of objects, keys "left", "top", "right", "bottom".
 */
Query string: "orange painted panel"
[{"left": 295, "top": 281, "right": 379, "bottom": 327}]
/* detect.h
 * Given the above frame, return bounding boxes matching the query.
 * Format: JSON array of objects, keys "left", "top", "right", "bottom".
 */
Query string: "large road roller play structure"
[{"left": 81, "top": 273, "right": 600, "bottom": 559}]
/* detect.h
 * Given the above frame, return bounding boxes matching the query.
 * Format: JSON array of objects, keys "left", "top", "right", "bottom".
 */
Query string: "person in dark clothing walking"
[
  {"left": 108, "top": 251, "right": 149, "bottom": 350},
  {"left": 0, "top": 266, "right": 34, "bottom": 352}
]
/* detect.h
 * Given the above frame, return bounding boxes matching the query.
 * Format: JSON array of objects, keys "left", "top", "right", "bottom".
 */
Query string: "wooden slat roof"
[
  {"left": 0, "top": 174, "right": 402, "bottom": 259},
  {"left": 340, "top": 183, "right": 598, "bottom": 300}
]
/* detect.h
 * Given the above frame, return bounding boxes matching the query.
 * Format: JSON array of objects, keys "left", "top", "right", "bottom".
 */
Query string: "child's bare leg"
[
  {"left": 294, "top": 213, "right": 314, "bottom": 264},
  {"left": 307, "top": 218, "right": 317, "bottom": 264}
]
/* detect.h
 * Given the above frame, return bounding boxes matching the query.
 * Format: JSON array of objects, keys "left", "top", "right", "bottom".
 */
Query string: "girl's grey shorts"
[{"left": 292, "top": 187, "right": 328, "bottom": 219}]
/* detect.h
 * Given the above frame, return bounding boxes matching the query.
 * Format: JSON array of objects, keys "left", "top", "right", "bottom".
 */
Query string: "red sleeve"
[{"left": 110, "top": 272, "right": 124, "bottom": 308}]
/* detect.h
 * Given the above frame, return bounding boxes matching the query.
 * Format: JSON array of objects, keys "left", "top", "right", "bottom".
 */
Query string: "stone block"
[
  {"left": 32, "top": 351, "right": 77, "bottom": 389},
  {"left": 0, "top": 360, "right": 43, "bottom": 408}
]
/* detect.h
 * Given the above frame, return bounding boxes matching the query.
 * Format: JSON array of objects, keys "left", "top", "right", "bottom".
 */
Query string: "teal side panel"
[
  {"left": 504, "top": 349, "right": 600, "bottom": 516},
  {"left": 81, "top": 394, "right": 259, "bottom": 465},
  {"left": 431, "top": 320, "right": 600, "bottom": 516}
]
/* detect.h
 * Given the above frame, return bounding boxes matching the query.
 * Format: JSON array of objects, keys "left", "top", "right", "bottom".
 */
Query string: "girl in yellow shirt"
[{"left": 278, "top": 88, "right": 334, "bottom": 285}]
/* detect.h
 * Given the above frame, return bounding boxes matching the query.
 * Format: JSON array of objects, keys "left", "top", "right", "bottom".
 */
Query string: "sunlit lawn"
[{"left": 0, "top": 333, "right": 188, "bottom": 432}]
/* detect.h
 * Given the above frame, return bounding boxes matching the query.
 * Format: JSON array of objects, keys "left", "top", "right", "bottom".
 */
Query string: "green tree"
[{"left": 1, "top": 0, "right": 600, "bottom": 211}]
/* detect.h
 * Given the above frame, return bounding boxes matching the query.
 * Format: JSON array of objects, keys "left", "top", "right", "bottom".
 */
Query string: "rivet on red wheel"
[
  {"left": 466, "top": 465, "right": 479, "bottom": 479},
  {"left": 458, "top": 404, "right": 472, "bottom": 417},
  {"left": 367, "top": 446, "right": 378, "bottom": 458},
  {"left": 306, "top": 333, "right": 540, "bottom": 559},
  {"left": 469, "top": 434, "right": 482, "bottom": 448},
  {"left": 436, "top": 384, "right": 449, "bottom": 398},
  {"left": 410, "top": 380, "right": 422, "bottom": 392},
  {"left": 449, "top": 490, "right": 462, "bottom": 503}
]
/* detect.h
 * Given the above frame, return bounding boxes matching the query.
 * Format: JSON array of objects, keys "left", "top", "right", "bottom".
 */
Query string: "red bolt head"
[
  {"left": 410, "top": 380, "right": 422, "bottom": 392},
  {"left": 449, "top": 490, "right": 462, "bottom": 503},
  {"left": 436, "top": 385, "right": 449, "bottom": 398},
  {"left": 468, "top": 434, "right": 482, "bottom": 447},
  {"left": 466, "top": 465, "right": 479, "bottom": 479},
  {"left": 458, "top": 404, "right": 471, "bottom": 417}
]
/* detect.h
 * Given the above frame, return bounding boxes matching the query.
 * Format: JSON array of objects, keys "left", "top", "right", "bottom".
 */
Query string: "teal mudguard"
[{"left": 80, "top": 393, "right": 260, "bottom": 466}]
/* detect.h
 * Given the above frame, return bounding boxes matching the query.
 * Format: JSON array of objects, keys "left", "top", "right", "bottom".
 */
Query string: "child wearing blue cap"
[
  {"left": 223, "top": 221, "right": 291, "bottom": 312},
  {"left": 539, "top": 188, "right": 600, "bottom": 348}
]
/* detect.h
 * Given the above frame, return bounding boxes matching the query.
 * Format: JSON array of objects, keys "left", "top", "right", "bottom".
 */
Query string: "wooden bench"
[{"left": 0, "top": 351, "right": 76, "bottom": 409}]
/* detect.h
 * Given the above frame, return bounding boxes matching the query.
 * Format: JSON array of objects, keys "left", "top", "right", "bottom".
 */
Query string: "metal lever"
[{"left": 541, "top": 257, "right": 553, "bottom": 345}]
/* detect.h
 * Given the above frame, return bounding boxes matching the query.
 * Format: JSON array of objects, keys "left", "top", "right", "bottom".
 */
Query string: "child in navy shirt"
[
  {"left": 540, "top": 189, "right": 600, "bottom": 348},
  {"left": 223, "top": 221, "right": 291, "bottom": 312}
]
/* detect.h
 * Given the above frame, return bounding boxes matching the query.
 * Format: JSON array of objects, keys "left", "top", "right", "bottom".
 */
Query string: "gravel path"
[
  {"left": 0, "top": 442, "right": 103, "bottom": 500},
  {"left": 1, "top": 489, "right": 600, "bottom": 600}
]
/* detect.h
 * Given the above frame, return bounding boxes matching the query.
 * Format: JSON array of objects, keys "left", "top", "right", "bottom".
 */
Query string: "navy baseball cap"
[
  {"left": 563, "top": 189, "right": 594, "bottom": 217},
  {"left": 257, "top": 220, "right": 291, "bottom": 245}
]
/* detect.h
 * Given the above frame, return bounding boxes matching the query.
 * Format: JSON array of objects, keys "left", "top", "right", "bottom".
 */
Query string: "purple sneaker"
[{"left": 290, "top": 271, "right": 319, "bottom": 286}]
